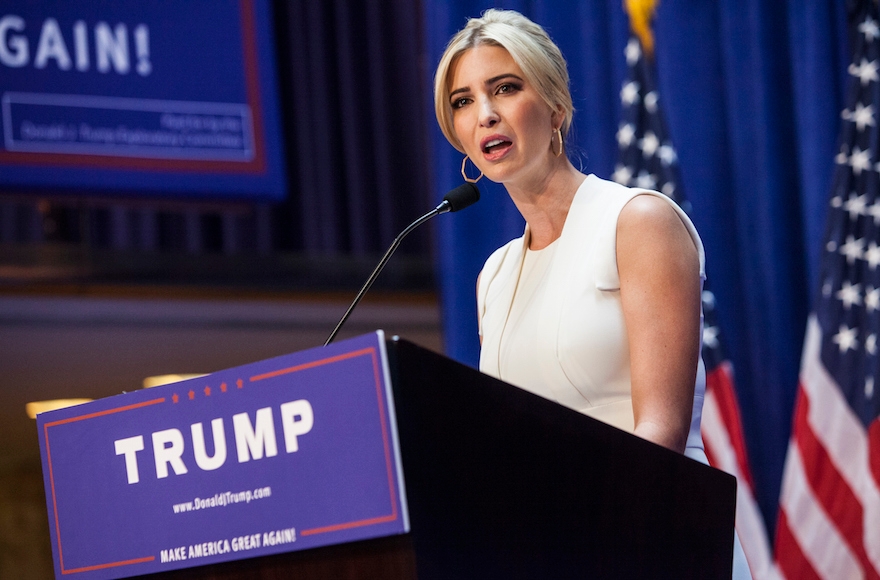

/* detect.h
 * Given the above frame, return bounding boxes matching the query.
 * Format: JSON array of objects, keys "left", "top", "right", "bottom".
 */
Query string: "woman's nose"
[{"left": 479, "top": 99, "right": 499, "bottom": 127}]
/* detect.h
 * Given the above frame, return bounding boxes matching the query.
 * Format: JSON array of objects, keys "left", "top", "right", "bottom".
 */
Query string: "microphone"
[
  {"left": 437, "top": 181, "right": 481, "bottom": 213},
  {"left": 324, "top": 182, "right": 480, "bottom": 346}
]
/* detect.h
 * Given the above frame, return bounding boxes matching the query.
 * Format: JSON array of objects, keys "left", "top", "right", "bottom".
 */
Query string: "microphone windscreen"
[{"left": 442, "top": 182, "right": 481, "bottom": 212}]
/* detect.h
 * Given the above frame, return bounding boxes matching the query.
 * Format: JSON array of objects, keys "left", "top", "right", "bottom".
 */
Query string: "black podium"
[{"left": 148, "top": 336, "right": 735, "bottom": 580}]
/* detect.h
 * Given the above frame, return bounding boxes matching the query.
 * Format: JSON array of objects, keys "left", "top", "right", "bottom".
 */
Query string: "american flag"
[
  {"left": 774, "top": 3, "right": 880, "bottom": 578},
  {"left": 613, "top": 33, "right": 773, "bottom": 578}
]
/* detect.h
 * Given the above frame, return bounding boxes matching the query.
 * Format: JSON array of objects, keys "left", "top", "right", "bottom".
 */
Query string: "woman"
[
  {"left": 434, "top": 10, "right": 753, "bottom": 579},
  {"left": 434, "top": 9, "right": 703, "bottom": 455}
]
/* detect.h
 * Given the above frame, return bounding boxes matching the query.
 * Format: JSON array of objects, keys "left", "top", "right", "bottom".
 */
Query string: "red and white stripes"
[
  {"left": 774, "top": 316, "right": 880, "bottom": 580},
  {"left": 703, "top": 361, "right": 775, "bottom": 579}
]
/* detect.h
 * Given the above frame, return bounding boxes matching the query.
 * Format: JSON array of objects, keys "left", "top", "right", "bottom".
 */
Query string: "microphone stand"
[{"left": 323, "top": 202, "right": 450, "bottom": 346}]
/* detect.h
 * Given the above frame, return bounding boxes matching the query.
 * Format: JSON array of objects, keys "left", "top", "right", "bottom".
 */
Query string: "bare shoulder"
[
  {"left": 618, "top": 194, "right": 683, "bottom": 233},
  {"left": 616, "top": 194, "right": 699, "bottom": 278},
  {"left": 618, "top": 194, "right": 695, "bottom": 251}
]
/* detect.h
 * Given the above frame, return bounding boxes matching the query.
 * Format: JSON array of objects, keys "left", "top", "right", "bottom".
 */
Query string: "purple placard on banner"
[{"left": 37, "top": 331, "right": 408, "bottom": 579}]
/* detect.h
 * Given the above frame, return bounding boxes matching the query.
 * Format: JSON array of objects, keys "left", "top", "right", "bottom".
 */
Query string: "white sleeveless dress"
[
  {"left": 477, "top": 174, "right": 753, "bottom": 580},
  {"left": 477, "top": 174, "right": 707, "bottom": 456}
]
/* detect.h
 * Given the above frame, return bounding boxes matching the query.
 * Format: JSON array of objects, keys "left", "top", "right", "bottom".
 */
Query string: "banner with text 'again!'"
[{"left": 0, "top": 0, "right": 286, "bottom": 200}]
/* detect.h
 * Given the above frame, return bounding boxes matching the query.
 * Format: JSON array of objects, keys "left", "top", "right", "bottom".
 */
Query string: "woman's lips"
[{"left": 481, "top": 135, "right": 512, "bottom": 161}]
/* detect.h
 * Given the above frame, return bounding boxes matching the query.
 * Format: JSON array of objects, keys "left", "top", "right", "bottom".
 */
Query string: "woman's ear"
[{"left": 551, "top": 106, "right": 566, "bottom": 129}]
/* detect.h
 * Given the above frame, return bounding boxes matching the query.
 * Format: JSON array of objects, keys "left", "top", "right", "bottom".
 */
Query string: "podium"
[{"left": 39, "top": 333, "right": 735, "bottom": 580}]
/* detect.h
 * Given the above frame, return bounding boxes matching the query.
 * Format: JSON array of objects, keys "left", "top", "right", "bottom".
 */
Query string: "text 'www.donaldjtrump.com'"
[{"left": 172, "top": 486, "right": 271, "bottom": 514}]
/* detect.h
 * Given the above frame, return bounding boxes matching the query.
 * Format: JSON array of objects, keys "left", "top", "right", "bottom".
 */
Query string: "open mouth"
[{"left": 483, "top": 138, "right": 512, "bottom": 154}]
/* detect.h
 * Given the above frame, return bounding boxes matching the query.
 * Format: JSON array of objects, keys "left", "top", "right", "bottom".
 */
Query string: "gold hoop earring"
[
  {"left": 553, "top": 127, "right": 564, "bottom": 157},
  {"left": 461, "top": 155, "right": 484, "bottom": 183}
]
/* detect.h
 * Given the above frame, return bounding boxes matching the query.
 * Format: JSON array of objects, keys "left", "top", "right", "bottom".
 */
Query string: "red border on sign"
[{"left": 0, "top": 0, "right": 267, "bottom": 176}]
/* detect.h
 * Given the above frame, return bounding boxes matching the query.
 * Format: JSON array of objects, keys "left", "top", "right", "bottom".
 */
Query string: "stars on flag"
[
  {"left": 867, "top": 242, "right": 880, "bottom": 268},
  {"left": 702, "top": 289, "right": 716, "bottom": 309},
  {"left": 832, "top": 324, "right": 859, "bottom": 353},
  {"left": 841, "top": 102, "right": 875, "bottom": 132},
  {"left": 634, "top": 170, "right": 657, "bottom": 189},
  {"left": 625, "top": 36, "right": 642, "bottom": 65},
  {"left": 617, "top": 123, "right": 636, "bottom": 147},
  {"left": 836, "top": 280, "right": 862, "bottom": 309},
  {"left": 849, "top": 57, "right": 879, "bottom": 86},
  {"left": 860, "top": 15, "right": 880, "bottom": 42},
  {"left": 613, "top": 36, "right": 682, "bottom": 202},
  {"left": 832, "top": 191, "right": 880, "bottom": 227},
  {"left": 843, "top": 192, "right": 868, "bottom": 219},
  {"left": 850, "top": 146, "right": 872, "bottom": 174},
  {"left": 867, "top": 332, "right": 878, "bottom": 355},
  {"left": 866, "top": 285, "right": 880, "bottom": 311},
  {"left": 621, "top": 81, "right": 640, "bottom": 106},
  {"left": 611, "top": 164, "right": 633, "bottom": 185},
  {"left": 838, "top": 234, "right": 865, "bottom": 264},
  {"left": 703, "top": 324, "right": 720, "bottom": 349},
  {"left": 644, "top": 91, "right": 659, "bottom": 114},
  {"left": 829, "top": 278, "right": 880, "bottom": 314},
  {"left": 639, "top": 131, "right": 660, "bottom": 157},
  {"left": 813, "top": 4, "right": 880, "bottom": 419},
  {"left": 869, "top": 202, "right": 880, "bottom": 224},
  {"left": 824, "top": 225, "right": 880, "bottom": 269},
  {"left": 657, "top": 143, "right": 677, "bottom": 166}
]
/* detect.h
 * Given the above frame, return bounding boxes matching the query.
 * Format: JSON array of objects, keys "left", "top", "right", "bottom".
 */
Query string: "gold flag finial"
[{"left": 623, "top": 0, "right": 659, "bottom": 57}]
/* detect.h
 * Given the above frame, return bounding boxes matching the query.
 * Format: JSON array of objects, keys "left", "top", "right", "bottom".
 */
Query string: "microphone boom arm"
[{"left": 323, "top": 202, "right": 448, "bottom": 346}]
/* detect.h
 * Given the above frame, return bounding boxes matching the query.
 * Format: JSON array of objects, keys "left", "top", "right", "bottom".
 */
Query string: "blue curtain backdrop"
[{"left": 422, "top": 0, "right": 850, "bottom": 536}]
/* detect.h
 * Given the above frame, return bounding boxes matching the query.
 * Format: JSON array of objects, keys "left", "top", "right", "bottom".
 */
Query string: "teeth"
[{"left": 484, "top": 139, "right": 505, "bottom": 151}]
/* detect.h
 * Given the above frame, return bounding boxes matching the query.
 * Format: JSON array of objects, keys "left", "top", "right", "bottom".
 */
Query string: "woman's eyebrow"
[
  {"left": 485, "top": 73, "right": 523, "bottom": 85},
  {"left": 449, "top": 86, "right": 470, "bottom": 99},
  {"left": 450, "top": 73, "right": 524, "bottom": 100}
]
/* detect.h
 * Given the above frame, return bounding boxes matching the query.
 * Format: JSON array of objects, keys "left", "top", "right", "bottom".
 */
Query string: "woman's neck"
[{"left": 505, "top": 162, "right": 586, "bottom": 250}]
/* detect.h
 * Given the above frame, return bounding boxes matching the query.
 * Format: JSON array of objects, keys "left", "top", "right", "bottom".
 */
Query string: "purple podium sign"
[{"left": 37, "top": 331, "right": 409, "bottom": 579}]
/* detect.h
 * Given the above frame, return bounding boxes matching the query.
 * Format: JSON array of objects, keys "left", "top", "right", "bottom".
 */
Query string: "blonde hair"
[{"left": 434, "top": 9, "right": 574, "bottom": 153}]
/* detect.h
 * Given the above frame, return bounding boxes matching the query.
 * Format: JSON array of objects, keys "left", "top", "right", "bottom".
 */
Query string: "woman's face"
[{"left": 449, "top": 45, "right": 557, "bottom": 187}]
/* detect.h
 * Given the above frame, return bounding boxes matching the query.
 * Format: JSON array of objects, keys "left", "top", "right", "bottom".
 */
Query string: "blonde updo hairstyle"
[{"left": 434, "top": 9, "right": 574, "bottom": 153}]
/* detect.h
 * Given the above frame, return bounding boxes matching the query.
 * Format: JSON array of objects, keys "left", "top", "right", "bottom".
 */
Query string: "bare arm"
[{"left": 617, "top": 195, "right": 702, "bottom": 453}]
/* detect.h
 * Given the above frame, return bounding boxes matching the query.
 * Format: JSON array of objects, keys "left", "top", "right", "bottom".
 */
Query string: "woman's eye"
[
  {"left": 451, "top": 97, "right": 471, "bottom": 109},
  {"left": 496, "top": 83, "right": 519, "bottom": 95}
]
